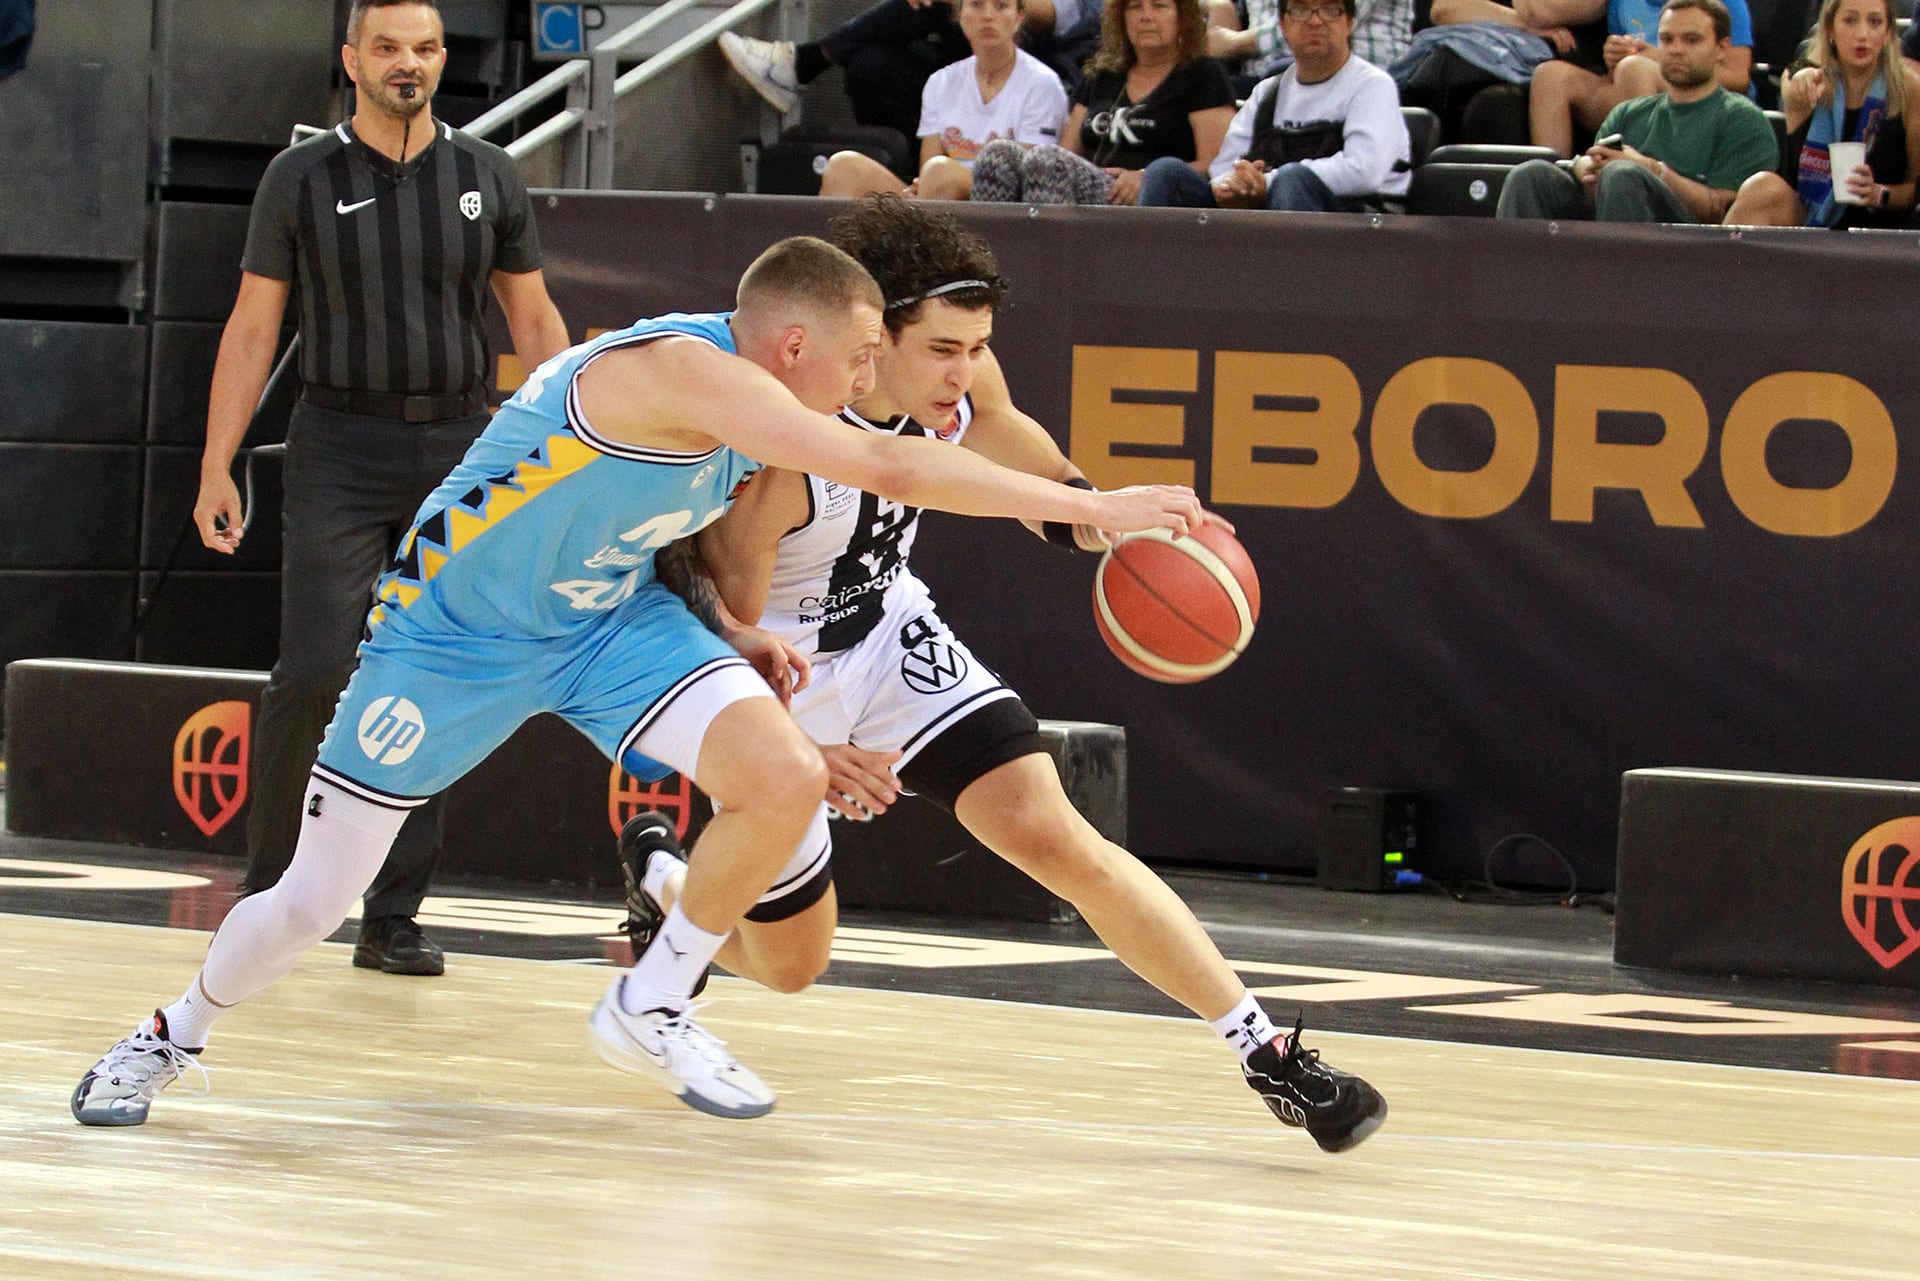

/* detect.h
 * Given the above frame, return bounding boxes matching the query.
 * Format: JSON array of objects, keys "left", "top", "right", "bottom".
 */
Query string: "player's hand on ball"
[
  {"left": 1093, "top": 484, "right": 1202, "bottom": 538},
  {"left": 820, "top": 744, "right": 903, "bottom": 820},
  {"left": 1070, "top": 523, "right": 1114, "bottom": 553},
  {"left": 1087, "top": 502, "right": 1231, "bottom": 550}
]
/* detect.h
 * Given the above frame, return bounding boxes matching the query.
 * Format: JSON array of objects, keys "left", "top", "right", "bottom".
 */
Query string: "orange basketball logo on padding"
[
  {"left": 1842, "top": 817, "right": 1920, "bottom": 970},
  {"left": 173, "top": 701, "right": 251, "bottom": 838},
  {"left": 607, "top": 764, "right": 693, "bottom": 840}
]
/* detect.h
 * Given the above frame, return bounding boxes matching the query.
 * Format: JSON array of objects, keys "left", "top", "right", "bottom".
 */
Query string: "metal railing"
[{"left": 464, "top": 0, "right": 800, "bottom": 190}]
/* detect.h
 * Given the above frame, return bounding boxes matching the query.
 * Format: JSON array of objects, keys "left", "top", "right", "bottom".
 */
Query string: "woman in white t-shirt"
[{"left": 820, "top": 0, "right": 1070, "bottom": 200}]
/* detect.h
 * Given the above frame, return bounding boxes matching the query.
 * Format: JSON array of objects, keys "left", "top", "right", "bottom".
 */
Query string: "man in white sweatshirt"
[{"left": 1141, "top": 0, "right": 1410, "bottom": 211}]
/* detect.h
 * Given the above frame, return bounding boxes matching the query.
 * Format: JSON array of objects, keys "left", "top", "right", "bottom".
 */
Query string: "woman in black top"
[
  {"left": 1725, "top": 0, "right": 1920, "bottom": 227},
  {"left": 972, "top": 0, "right": 1235, "bottom": 204}
]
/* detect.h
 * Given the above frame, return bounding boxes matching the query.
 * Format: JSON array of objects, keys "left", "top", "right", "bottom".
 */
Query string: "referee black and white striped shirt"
[{"left": 241, "top": 120, "right": 541, "bottom": 398}]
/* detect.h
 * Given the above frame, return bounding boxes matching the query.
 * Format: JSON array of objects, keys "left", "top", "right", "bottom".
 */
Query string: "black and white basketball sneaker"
[
  {"left": 616, "top": 811, "right": 707, "bottom": 997},
  {"left": 1242, "top": 1015, "right": 1387, "bottom": 1153},
  {"left": 71, "top": 1009, "right": 208, "bottom": 1126}
]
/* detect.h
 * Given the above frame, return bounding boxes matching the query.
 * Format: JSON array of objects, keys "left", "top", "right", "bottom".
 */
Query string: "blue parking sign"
[{"left": 534, "top": 2, "right": 584, "bottom": 55}]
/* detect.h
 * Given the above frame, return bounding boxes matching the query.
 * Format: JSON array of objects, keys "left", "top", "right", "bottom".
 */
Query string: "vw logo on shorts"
[
  {"left": 358, "top": 696, "right": 427, "bottom": 765},
  {"left": 901, "top": 640, "right": 968, "bottom": 695}
]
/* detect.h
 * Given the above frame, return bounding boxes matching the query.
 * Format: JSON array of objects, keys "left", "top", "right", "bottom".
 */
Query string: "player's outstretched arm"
[
  {"left": 959, "top": 350, "right": 1112, "bottom": 552},
  {"left": 580, "top": 338, "right": 1201, "bottom": 535}
]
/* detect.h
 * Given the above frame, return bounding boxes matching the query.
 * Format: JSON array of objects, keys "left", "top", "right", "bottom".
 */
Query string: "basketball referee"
[{"left": 192, "top": 0, "right": 569, "bottom": 975}]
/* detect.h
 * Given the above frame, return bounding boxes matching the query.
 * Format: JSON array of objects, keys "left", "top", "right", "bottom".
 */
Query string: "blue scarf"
[{"left": 1797, "top": 72, "right": 1886, "bottom": 228}]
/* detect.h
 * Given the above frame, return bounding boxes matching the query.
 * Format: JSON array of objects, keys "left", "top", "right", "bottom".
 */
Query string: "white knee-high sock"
[{"left": 173, "top": 778, "right": 410, "bottom": 1045}]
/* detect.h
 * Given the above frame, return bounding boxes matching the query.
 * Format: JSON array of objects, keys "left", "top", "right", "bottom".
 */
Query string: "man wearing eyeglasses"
[{"left": 1142, "top": 0, "right": 1412, "bottom": 209}]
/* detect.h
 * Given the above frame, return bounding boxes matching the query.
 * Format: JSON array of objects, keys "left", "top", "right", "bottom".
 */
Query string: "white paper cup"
[{"left": 1829, "top": 142, "right": 1867, "bottom": 202}]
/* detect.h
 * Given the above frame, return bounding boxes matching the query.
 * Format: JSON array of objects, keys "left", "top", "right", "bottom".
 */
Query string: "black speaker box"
[
  {"left": 1317, "top": 787, "right": 1421, "bottom": 892},
  {"left": 1616, "top": 767, "right": 1920, "bottom": 988}
]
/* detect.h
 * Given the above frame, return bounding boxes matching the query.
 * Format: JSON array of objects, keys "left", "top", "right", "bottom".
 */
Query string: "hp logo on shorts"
[{"left": 358, "top": 697, "right": 427, "bottom": 765}]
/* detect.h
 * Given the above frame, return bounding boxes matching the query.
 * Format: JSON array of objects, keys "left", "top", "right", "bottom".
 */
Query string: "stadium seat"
[
  {"left": 1763, "top": 109, "right": 1788, "bottom": 171},
  {"left": 1425, "top": 144, "right": 1559, "bottom": 167},
  {"left": 746, "top": 121, "right": 914, "bottom": 194},
  {"left": 1407, "top": 163, "right": 1519, "bottom": 216},
  {"left": 1402, "top": 106, "right": 1441, "bottom": 168},
  {"left": 1746, "top": 0, "right": 1821, "bottom": 107}
]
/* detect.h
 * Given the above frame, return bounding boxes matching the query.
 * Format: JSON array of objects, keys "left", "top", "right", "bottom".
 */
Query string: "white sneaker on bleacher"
[
  {"left": 719, "top": 32, "right": 799, "bottom": 114},
  {"left": 589, "top": 976, "right": 776, "bottom": 1119}
]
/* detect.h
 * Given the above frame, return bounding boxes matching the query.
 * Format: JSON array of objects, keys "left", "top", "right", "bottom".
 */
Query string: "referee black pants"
[{"left": 241, "top": 402, "right": 487, "bottom": 919}]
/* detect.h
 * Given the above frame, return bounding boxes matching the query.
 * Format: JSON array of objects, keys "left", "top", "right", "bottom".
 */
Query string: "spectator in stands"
[
  {"left": 1208, "top": 0, "right": 1413, "bottom": 87},
  {"left": 973, "top": 0, "right": 1235, "bottom": 203},
  {"left": 1726, "top": 0, "right": 1920, "bottom": 227},
  {"left": 194, "top": 0, "right": 570, "bottom": 975},
  {"left": 818, "top": 0, "right": 1072, "bottom": 199},
  {"left": 1390, "top": 0, "right": 1603, "bottom": 146},
  {"left": 1205, "top": 0, "right": 1291, "bottom": 95},
  {"left": 1424, "top": 0, "right": 1584, "bottom": 53},
  {"left": 1528, "top": 0, "right": 1753, "bottom": 155},
  {"left": 719, "top": 0, "right": 1100, "bottom": 147},
  {"left": 1497, "top": 0, "right": 1777, "bottom": 220},
  {"left": 1140, "top": 0, "right": 1412, "bottom": 208}
]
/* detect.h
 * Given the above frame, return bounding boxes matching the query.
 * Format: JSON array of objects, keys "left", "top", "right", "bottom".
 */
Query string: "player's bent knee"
[
  {"left": 997, "top": 815, "right": 1118, "bottom": 892},
  {"left": 757, "top": 950, "right": 829, "bottom": 994}
]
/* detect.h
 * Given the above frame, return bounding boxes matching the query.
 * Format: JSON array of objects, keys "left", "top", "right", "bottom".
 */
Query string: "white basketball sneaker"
[
  {"left": 718, "top": 32, "right": 799, "bottom": 115},
  {"left": 589, "top": 976, "right": 776, "bottom": 1119},
  {"left": 71, "top": 1010, "right": 209, "bottom": 1126}
]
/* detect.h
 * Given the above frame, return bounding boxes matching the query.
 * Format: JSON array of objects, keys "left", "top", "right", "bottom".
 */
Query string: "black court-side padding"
[
  {"left": 1615, "top": 767, "right": 1920, "bottom": 989},
  {"left": 828, "top": 720, "right": 1126, "bottom": 926},
  {"left": 5, "top": 659, "right": 269, "bottom": 856},
  {"left": 2, "top": 660, "right": 669, "bottom": 882},
  {"left": 3, "top": 660, "right": 1127, "bottom": 926}
]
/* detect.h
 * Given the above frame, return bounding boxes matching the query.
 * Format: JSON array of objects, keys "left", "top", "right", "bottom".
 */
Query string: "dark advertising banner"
[{"left": 517, "top": 196, "right": 1920, "bottom": 891}]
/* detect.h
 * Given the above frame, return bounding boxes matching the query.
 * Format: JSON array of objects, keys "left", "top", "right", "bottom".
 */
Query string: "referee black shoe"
[
  {"left": 353, "top": 914, "right": 444, "bottom": 976},
  {"left": 617, "top": 812, "right": 708, "bottom": 998},
  {"left": 1243, "top": 1015, "right": 1387, "bottom": 1153}
]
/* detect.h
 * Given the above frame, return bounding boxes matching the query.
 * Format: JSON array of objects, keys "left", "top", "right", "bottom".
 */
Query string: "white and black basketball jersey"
[{"left": 761, "top": 396, "right": 975, "bottom": 657}]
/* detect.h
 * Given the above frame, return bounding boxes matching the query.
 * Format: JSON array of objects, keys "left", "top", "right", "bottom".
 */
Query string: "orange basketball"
[{"left": 1093, "top": 523, "right": 1261, "bottom": 684}]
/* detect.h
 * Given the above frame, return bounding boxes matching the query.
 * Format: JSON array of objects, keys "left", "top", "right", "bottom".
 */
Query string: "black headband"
[{"left": 885, "top": 279, "right": 993, "bottom": 310}]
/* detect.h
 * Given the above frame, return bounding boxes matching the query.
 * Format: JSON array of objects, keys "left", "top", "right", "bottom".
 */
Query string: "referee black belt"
[{"left": 301, "top": 384, "right": 487, "bottom": 423}]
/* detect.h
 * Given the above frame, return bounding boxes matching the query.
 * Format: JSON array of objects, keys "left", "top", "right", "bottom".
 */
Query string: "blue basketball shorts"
[{"left": 312, "top": 583, "right": 773, "bottom": 809}]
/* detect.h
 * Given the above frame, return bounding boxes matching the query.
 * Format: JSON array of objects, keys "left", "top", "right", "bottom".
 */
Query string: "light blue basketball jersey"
[{"left": 368, "top": 312, "right": 762, "bottom": 642}]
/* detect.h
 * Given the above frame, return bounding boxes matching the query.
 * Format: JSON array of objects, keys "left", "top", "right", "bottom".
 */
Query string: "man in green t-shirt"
[{"left": 1496, "top": 0, "right": 1778, "bottom": 223}]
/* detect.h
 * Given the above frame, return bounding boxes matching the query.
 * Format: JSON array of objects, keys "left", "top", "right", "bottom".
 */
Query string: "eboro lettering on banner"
[{"left": 1070, "top": 347, "right": 1897, "bottom": 539}]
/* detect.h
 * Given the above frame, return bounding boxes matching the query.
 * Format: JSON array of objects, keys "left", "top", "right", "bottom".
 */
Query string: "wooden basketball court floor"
[{"left": 2, "top": 836, "right": 1918, "bottom": 1280}]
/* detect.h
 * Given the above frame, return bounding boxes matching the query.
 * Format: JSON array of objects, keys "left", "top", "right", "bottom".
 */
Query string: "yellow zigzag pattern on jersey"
[{"left": 369, "top": 432, "right": 599, "bottom": 627}]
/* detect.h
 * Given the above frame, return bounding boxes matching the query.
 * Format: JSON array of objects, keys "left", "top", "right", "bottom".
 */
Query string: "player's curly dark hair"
[{"left": 827, "top": 194, "right": 1008, "bottom": 335}]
